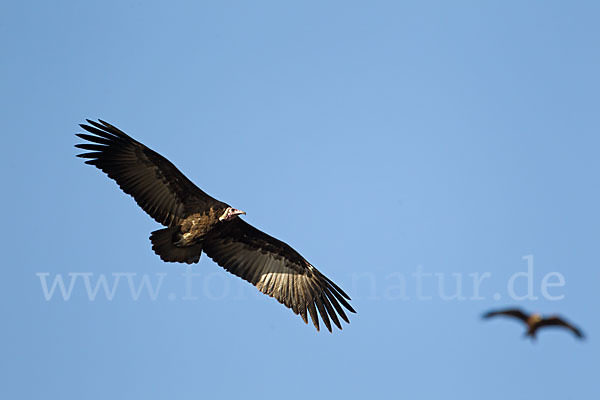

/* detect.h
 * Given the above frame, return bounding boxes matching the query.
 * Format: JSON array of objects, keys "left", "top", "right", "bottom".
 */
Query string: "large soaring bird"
[
  {"left": 483, "top": 308, "right": 584, "bottom": 340},
  {"left": 75, "top": 119, "right": 355, "bottom": 332}
]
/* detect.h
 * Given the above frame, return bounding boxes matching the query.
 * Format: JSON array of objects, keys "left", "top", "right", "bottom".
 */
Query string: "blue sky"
[{"left": 2, "top": 1, "right": 599, "bottom": 399}]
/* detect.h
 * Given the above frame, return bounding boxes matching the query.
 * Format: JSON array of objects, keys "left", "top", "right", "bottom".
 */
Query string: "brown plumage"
[
  {"left": 75, "top": 119, "right": 355, "bottom": 332},
  {"left": 483, "top": 308, "right": 584, "bottom": 340}
]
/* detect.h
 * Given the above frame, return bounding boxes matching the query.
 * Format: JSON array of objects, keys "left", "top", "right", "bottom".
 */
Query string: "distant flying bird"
[
  {"left": 483, "top": 308, "right": 584, "bottom": 340},
  {"left": 75, "top": 119, "right": 355, "bottom": 332}
]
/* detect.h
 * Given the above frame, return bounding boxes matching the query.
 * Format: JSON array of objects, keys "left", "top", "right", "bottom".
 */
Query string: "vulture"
[
  {"left": 483, "top": 308, "right": 584, "bottom": 340},
  {"left": 75, "top": 119, "right": 355, "bottom": 332}
]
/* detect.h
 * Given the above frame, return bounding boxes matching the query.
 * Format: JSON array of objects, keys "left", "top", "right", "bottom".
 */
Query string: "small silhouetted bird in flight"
[
  {"left": 75, "top": 119, "right": 355, "bottom": 332},
  {"left": 483, "top": 308, "right": 584, "bottom": 340}
]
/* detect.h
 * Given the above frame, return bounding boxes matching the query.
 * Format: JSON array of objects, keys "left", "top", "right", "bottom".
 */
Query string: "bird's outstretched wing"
[
  {"left": 203, "top": 218, "right": 355, "bottom": 332},
  {"left": 534, "top": 316, "right": 585, "bottom": 339},
  {"left": 75, "top": 119, "right": 227, "bottom": 226},
  {"left": 483, "top": 308, "right": 530, "bottom": 323}
]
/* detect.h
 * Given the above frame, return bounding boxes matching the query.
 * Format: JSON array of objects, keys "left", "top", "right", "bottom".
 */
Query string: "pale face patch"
[{"left": 219, "top": 207, "right": 246, "bottom": 221}]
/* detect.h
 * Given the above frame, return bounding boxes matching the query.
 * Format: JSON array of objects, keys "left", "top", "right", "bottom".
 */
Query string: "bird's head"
[{"left": 219, "top": 206, "right": 246, "bottom": 222}]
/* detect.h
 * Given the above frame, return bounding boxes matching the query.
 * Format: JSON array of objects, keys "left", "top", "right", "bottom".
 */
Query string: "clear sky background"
[{"left": 2, "top": 1, "right": 599, "bottom": 399}]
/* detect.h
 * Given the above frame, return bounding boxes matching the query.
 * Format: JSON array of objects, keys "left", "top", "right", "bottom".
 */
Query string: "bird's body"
[
  {"left": 76, "top": 119, "right": 355, "bottom": 332},
  {"left": 177, "top": 211, "right": 223, "bottom": 246},
  {"left": 483, "top": 308, "right": 584, "bottom": 340}
]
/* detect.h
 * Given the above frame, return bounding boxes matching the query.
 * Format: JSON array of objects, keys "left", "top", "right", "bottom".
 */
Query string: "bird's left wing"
[{"left": 202, "top": 218, "right": 355, "bottom": 332}]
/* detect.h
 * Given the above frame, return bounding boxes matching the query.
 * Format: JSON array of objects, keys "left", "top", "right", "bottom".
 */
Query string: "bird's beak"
[{"left": 232, "top": 209, "right": 246, "bottom": 216}]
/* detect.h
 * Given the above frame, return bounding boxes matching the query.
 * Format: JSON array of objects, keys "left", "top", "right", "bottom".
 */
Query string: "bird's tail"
[{"left": 150, "top": 227, "right": 202, "bottom": 264}]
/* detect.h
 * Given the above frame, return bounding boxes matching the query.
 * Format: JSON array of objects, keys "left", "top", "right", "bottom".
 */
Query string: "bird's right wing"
[
  {"left": 483, "top": 308, "right": 529, "bottom": 323},
  {"left": 75, "top": 120, "right": 227, "bottom": 227},
  {"left": 202, "top": 218, "right": 355, "bottom": 332},
  {"left": 535, "top": 317, "right": 585, "bottom": 338}
]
